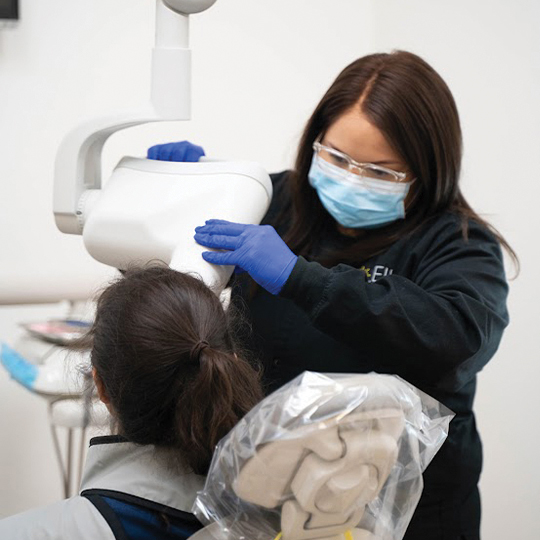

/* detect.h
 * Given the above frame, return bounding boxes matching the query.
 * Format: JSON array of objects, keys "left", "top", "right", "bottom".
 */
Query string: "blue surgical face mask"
[{"left": 308, "top": 154, "right": 411, "bottom": 229}]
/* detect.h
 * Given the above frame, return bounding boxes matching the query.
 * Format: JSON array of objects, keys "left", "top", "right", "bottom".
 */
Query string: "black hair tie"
[{"left": 190, "top": 340, "right": 210, "bottom": 363}]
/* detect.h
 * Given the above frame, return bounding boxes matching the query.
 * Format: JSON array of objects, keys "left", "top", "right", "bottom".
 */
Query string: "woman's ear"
[{"left": 92, "top": 367, "right": 111, "bottom": 406}]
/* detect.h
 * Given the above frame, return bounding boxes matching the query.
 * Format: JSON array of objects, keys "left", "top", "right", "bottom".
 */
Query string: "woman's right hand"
[{"left": 147, "top": 140, "right": 205, "bottom": 162}]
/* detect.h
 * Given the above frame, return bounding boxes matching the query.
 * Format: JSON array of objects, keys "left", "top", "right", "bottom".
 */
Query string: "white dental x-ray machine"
[{"left": 53, "top": 0, "right": 273, "bottom": 292}]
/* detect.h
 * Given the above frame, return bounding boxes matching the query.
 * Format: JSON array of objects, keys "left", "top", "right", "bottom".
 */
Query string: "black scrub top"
[{"left": 232, "top": 171, "right": 509, "bottom": 540}]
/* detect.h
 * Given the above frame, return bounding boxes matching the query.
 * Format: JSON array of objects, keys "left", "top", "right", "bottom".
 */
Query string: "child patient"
[{"left": 0, "top": 265, "right": 263, "bottom": 540}]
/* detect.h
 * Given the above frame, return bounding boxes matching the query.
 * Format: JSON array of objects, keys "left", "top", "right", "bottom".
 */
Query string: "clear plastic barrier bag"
[{"left": 193, "top": 372, "right": 454, "bottom": 540}]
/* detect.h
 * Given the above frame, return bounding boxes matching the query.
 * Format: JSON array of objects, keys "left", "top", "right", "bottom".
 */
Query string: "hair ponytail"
[{"left": 174, "top": 347, "right": 262, "bottom": 474}]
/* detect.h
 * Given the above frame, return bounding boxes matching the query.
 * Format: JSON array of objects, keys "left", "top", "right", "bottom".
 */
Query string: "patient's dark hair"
[{"left": 83, "top": 265, "right": 262, "bottom": 475}]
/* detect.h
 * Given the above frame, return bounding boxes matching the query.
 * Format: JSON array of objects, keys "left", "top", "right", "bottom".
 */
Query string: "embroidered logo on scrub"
[{"left": 359, "top": 265, "right": 394, "bottom": 283}]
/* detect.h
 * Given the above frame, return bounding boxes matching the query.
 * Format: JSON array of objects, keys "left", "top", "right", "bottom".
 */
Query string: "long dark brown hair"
[
  {"left": 282, "top": 50, "right": 518, "bottom": 269},
  {"left": 82, "top": 265, "right": 263, "bottom": 475}
]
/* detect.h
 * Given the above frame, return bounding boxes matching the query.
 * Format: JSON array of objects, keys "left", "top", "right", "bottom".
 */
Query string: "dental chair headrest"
[{"left": 192, "top": 372, "right": 453, "bottom": 540}]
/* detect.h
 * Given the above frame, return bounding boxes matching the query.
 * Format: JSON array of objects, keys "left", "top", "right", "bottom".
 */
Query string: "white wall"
[{"left": 0, "top": 0, "right": 538, "bottom": 538}]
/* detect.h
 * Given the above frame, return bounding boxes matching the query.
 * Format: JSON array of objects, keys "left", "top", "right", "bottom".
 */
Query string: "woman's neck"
[{"left": 336, "top": 224, "right": 366, "bottom": 238}]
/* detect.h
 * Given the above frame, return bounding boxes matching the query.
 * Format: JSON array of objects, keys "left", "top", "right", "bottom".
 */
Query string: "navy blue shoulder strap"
[
  {"left": 82, "top": 491, "right": 128, "bottom": 540},
  {"left": 82, "top": 489, "right": 202, "bottom": 540}
]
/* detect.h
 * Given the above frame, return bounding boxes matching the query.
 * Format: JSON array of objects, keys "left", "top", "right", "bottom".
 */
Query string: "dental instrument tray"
[{"left": 20, "top": 319, "right": 91, "bottom": 345}]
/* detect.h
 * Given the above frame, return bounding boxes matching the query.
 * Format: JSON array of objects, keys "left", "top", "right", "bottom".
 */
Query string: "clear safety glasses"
[{"left": 313, "top": 141, "right": 408, "bottom": 183}]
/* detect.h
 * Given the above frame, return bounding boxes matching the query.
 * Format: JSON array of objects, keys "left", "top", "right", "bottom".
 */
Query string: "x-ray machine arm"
[{"left": 54, "top": 0, "right": 217, "bottom": 235}]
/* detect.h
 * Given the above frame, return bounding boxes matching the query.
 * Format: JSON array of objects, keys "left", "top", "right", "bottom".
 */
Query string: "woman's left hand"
[{"left": 194, "top": 220, "right": 298, "bottom": 295}]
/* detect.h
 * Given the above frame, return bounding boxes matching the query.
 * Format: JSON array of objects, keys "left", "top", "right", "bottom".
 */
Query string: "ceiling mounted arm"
[{"left": 54, "top": 0, "right": 218, "bottom": 235}]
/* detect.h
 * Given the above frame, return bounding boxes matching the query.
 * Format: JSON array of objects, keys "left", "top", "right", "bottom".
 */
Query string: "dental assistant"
[{"left": 149, "top": 50, "right": 513, "bottom": 540}]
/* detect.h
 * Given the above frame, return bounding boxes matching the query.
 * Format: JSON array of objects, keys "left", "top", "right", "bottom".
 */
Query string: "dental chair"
[{"left": 191, "top": 372, "right": 453, "bottom": 540}]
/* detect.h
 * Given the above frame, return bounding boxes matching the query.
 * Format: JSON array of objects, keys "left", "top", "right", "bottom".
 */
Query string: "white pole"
[
  {"left": 156, "top": 0, "right": 189, "bottom": 48},
  {"left": 151, "top": 0, "right": 191, "bottom": 119}
]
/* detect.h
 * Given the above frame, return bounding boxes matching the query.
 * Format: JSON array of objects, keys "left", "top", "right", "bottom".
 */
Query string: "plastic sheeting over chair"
[{"left": 192, "top": 371, "right": 454, "bottom": 540}]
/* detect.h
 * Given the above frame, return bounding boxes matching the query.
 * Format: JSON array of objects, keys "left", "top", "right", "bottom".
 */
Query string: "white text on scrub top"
[{"left": 360, "top": 265, "right": 394, "bottom": 283}]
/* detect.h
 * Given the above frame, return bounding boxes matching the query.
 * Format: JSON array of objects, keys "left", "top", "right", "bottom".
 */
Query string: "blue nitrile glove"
[
  {"left": 147, "top": 141, "right": 205, "bottom": 162},
  {"left": 194, "top": 220, "right": 298, "bottom": 295}
]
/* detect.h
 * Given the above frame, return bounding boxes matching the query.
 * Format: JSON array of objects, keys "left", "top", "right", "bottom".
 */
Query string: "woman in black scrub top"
[{"left": 148, "top": 50, "right": 515, "bottom": 540}]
